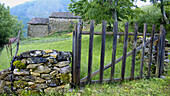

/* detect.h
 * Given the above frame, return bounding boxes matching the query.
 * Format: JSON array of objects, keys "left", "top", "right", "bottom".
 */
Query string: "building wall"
[
  {"left": 49, "top": 18, "right": 77, "bottom": 34},
  {"left": 27, "top": 24, "right": 49, "bottom": 38}
]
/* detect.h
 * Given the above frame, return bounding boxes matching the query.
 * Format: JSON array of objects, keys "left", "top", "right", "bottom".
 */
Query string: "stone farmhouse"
[{"left": 27, "top": 12, "right": 81, "bottom": 37}]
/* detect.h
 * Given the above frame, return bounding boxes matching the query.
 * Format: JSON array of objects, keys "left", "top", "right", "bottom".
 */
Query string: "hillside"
[{"left": 10, "top": 0, "right": 71, "bottom": 33}]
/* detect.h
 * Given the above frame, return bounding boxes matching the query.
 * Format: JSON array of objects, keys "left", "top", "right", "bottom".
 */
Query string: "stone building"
[
  {"left": 27, "top": 12, "right": 81, "bottom": 38},
  {"left": 27, "top": 18, "right": 49, "bottom": 37}
]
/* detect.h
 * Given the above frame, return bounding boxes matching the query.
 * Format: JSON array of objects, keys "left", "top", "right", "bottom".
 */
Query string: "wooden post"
[
  {"left": 99, "top": 20, "right": 107, "bottom": 84},
  {"left": 76, "top": 20, "right": 82, "bottom": 85},
  {"left": 140, "top": 23, "right": 147, "bottom": 79},
  {"left": 156, "top": 25, "right": 163, "bottom": 78},
  {"left": 130, "top": 23, "right": 138, "bottom": 80},
  {"left": 148, "top": 24, "right": 155, "bottom": 78},
  {"left": 87, "top": 20, "right": 94, "bottom": 84},
  {"left": 11, "top": 30, "right": 21, "bottom": 91},
  {"left": 110, "top": 21, "right": 118, "bottom": 81},
  {"left": 121, "top": 22, "right": 129, "bottom": 81},
  {"left": 72, "top": 23, "right": 78, "bottom": 86},
  {"left": 161, "top": 28, "right": 166, "bottom": 74}
]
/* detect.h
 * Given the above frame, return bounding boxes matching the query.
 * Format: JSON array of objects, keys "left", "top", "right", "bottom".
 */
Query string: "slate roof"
[
  {"left": 28, "top": 18, "right": 49, "bottom": 25},
  {"left": 49, "top": 12, "right": 81, "bottom": 19}
]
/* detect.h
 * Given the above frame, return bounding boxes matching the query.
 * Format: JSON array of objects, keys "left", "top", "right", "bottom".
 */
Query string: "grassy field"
[
  {"left": 0, "top": 31, "right": 143, "bottom": 80},
  {"left": 0, "top": 31, "right": 169, "bottom": 96}
]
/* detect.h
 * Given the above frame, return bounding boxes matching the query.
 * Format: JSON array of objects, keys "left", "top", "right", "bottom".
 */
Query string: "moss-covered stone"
[{"left": 13, "top": 60, "right": 26, "bottom": 70}]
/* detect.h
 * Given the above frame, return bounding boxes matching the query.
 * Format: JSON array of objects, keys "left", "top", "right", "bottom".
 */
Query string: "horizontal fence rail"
[
  {"left": 72, "top": 20, "right": 166, "bottom": 87},
  {"left": 82, "top": 31, "right": 159, "bottom": 36}
]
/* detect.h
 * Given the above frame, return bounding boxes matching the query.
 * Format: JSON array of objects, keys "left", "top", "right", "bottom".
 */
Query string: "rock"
[
  {"left": 60, "top": 73, "right": 71, "bottom": 84},
  {"left": 42, "top": 54, "right": 50, "bottom": 57},
  {"left": 30, "top": 50, "right": 42, "bottom": 57},
  {"left": 34, "top": 77, "right": 46, "bottom": 83},
  {"left": 28, "top": 82, "right": 35, "bottom": 85},
  {"left": 21, "top": 59, "right": 27, "bottom": 65},
  {"left": 50, "top": 54, "right": 58, "bottom": 58},
  {"left": 36, "top": 84, "right": 48, "bottom": 89},
  {"left": 44, "top": 50, "right": 53, "bottom": 53},
  {"left": 20, "top": 51, "right": 31, "bottom": 58},
  {"left": 34, "top": 65, "right": 51, "bottom": 74},
  {"left": 53, "top": 67, "right": 61, "bottom": 71},
  {"left": 27, "top": 64, "right": 42, "bottom": 69},
  {"left": 4, "top": 74, "right": 12, "bottom": 81},
  {"left": 0, "top": 68, "right": 11, "bottom": 80},
  {"left": 21, "top": 76, "right": 35, "bottom": 81},
  {"left": 14, "top": 81, "right": 28, "bottom": 88},
  {"left": 0, "top": 80, "right": 5, "bottom": 89},
  {"left": 57, "top": 51, "right": 72, "bottom": 61},
  {"left": 44, "top": 84, "right": 69, "bottom": 93},
  {"left": 48, "top": 57, "right": 58, "bottom": 64},
  {"left": 60, "top": 66, "right": 71, "bottom": 74},
  {"left": 5, "top": 81, "right": 11, "bottom": 86},
  {"left": 49, "top": 79, "right": 60, "bottom": 87},
  {"left": 41, "top": 74, "right": 51, "bottom": 80},
  {"left": 13, "top": 69, "right": 29, "bottom": 75},
  {"left": 53, "top": 61, "right": 70, "bottom": 67},
  {"left": 164, "top": 59, "right": 169, "bottom": 63},
  {"left": 27, "top": 57, "right": 48, "bottom": 64},
  {"left": 30, "top": 72, "right": 40, "bottom": 77},
  {"left": 50, "top": 70, "right": 59, "bottom": 77}
]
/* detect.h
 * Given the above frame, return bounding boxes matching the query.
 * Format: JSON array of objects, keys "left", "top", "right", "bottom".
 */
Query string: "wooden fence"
[{"left": 72, "top": 20, "right": 166, "bottom": 87}]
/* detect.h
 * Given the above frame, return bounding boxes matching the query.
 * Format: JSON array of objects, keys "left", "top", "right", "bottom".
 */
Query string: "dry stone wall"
[
  {"left": 0, "top": 50, "right": 72, "bottom": 94},
  {"left": 129, "top": 36, "right": 169, "bottom": 74}
]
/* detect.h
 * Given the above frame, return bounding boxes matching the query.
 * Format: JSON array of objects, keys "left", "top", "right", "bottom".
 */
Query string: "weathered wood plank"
[
  {"left": 87, "top": 20, "right": 94, "bottom": 84},
  {"left": 140, "top": 23, "right": 147, "bottom": 79},
  {"left": 99, "top": 20, "right": 107, "bottom": 84},
  {"left": 82, "top": 31, "right": 159, "bottom": 36},
  {"left": 72, "top": 23, "right": 78, "bottom": 86},
  {"left": 130, "top": 23, "right": 138, "bottom": 80},
  {"left": 148, "top": 24, "right": 155, "bottom": 78},
  {"left": 161, "top": 28, "right": 166, "bottom": 74},
  {"left": 110, "top": 21, "right": 118, "bottom": 81},
  {"left": 76, "top": 20, "right": 82, "bottom": 85},
  {"left": 80, "top": 37, "right": 159, "bottom": 82},
  {"left": 121, "top": 22, "right": 129, "bottom": 81},
  {"left": 156, "top": 25, "right": 163, "bottom": 78}
]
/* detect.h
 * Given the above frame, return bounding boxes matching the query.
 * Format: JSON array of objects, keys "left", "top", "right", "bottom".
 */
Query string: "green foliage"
[
  {"left": 0, "top": 4, "right": 25, "bottom": 47},
  {"left": 69, "top": 0, "right": 139, "bottom": 24},
  {"left": 13, "top": 60, "right": 26, "bottom": 70}
]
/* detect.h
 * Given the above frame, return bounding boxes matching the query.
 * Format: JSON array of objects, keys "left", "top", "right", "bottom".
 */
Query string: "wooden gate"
[{"left": 72, "top": 20, "right": 166, "bottom": 87}]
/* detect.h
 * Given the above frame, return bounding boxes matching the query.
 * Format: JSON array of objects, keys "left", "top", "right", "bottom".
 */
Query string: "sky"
[{"left": 0, "top": 0, "right": 151, "bottom": 8}]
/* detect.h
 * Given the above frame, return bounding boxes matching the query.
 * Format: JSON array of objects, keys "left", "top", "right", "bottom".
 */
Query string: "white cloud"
[
  {"left": 134, "top": 0, "right": 151, "bottom": 7},
  {"left": 0, "top": 0, "right": 33, "bottom": 8}
]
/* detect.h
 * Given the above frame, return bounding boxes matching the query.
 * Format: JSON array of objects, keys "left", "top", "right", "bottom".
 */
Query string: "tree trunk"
[{"left": 160, "top": 0, "right": 169, "bottom": 24}]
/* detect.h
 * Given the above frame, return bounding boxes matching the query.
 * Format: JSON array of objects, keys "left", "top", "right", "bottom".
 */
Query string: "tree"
[
  {"left": 68, "top": 0, "right": 139, "bottom": 25},
  {"left": 142, "top": 0, "right": 169, "bottom": 24},
  {"left": 0, "top": 4, "right": 24, "bottom": 47}
]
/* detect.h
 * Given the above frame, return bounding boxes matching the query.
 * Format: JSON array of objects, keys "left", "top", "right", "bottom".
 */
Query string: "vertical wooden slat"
[
  {"left": 76, "top": 19, "right": 82, "bottom": 85},
  {"left": 130, "top": 23, "right": 138, "bottom": 80},
  {"left": 121, "top": 22, "right": 129, "bottom": 81},
  {"left": 156, "top": 25, "right": 163, "bottom": 78},
  {"left": 87, "top": 20, "right": 94, "bottom": 84},
  {"left": 99, "top": 20, "right": 107, "bottom": 84},
  {"left": 148, "top": 24, "right": 155, "bottom": 78},
  {"left": 161, "top": 28, "right": 166, "bottom": 74},
  {"left": 140, "top": 23, "right": 147, "bottom": 79},
  {"left": 72, "top": 23, "right": 78, "bottom": 86},
  {"left": 110, "top": 21, "right": 118, "bottom": 81}
]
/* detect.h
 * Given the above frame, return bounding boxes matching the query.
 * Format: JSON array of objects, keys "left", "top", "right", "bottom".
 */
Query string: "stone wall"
[
  {"left": 0, "top": 50, "right": 72, "bottom": 94},
  {"left": 49, "top": 18, "right": 77, "bottom": 34},
  {"left": 27, "top": 24, "right": 49, "bottom": 37},
  {"left": 129, "top": 36, "right": 169, "bottom": 74}
]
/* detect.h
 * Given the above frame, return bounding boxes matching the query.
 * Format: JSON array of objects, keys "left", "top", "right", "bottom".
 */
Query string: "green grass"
[
  {"left": 0, "top": 32, "right": 169, "bottom": 96},
  {"left": 0, "top": 32, "right": 143, "bottom": 80}
]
